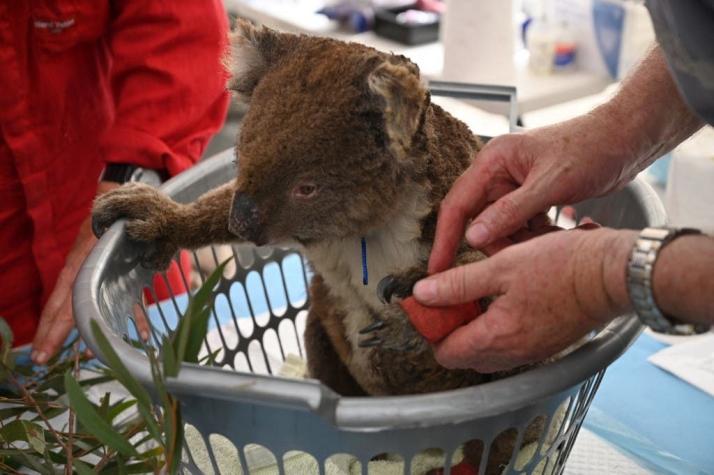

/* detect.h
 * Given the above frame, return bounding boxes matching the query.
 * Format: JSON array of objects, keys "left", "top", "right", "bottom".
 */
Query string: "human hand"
[
  {"left": 31, "top": 182, "right": 151, "bottom": 364},
  {"left": 429, "top": 115, "right": 641, "bottom": 273},
  {"left": 414, "top": 227, "right": 636, "bottom": 372}
]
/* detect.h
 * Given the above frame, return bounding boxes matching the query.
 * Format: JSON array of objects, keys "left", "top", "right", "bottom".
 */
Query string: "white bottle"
[{"left": 526, "top": 16, "right": 556, "bottom": 74}]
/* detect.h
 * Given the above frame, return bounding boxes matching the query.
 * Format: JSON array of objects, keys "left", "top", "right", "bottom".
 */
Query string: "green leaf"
[
  {"left": 101, "top": 460, "right": 159, "bottom": 474},
  {"left": 161, "top": 336, "right": 178, "bottom": 378},
  {"left": 116, "top": 454, "right": 128, "bottom": 475},
  {"left": 198, "top": 347, "right": 221, "bottom": 366},
  {"left": 89, "top": 320, "right": 153, "bottom": 411},
  {"left": 64, "top": 371, "right": 136, "bottom": 457},
  {"left": 166, "top": 401, "right": 183, "bottom": 475},
  {"left": 14, "top": 451, "right": 47, "bottom": 474},
  {"left": 73, "top": 459, "right": 95, "bottom": 475},
  {"left": 0, "top": 420, "right": 46, "bottom": 454},
  {"left": 135, "top": 405, "right": 163, "bottom": 448},
  {"left": 137, "top": 445, "right": 163, "bottom": 459},
  {"left": 98, "top": 392, "right": 111, "bottom": 421},
  {"left": 0, "top": 405, "right": 27, "bottom": 421},
  {"left": 172, "top": 260, "right": 228, "bottom": 365},
  {"left": 0, "top": 318, "right": 15, "bottom": 372},
  {"left": 107, "top": 399, "right": 138, "bottom": 423},
  {"left": 78, "top": 375, "right": 116, "bottom": 387}
]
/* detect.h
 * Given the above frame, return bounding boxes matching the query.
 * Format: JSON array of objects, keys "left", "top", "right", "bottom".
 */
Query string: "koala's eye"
[{"left": 292, "top": 182, "right": 318, "bottom": 199}]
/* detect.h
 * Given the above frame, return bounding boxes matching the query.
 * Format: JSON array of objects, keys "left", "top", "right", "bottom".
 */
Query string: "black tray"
[{"left": 374, "top": 5, "right": 440, "bottom": 46}]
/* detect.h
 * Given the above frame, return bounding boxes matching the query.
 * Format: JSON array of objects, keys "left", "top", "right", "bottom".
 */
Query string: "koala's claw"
[
  {"left": 359, "top": 320, "right": 386, "bottom": 334},
  {"left": 358, "top": 335, "right": 383, "bottom": 348},
  {"left": 91, "top": 182, "right": 182, "bottom": 270},
  {"left": 358, "top": 318, "right": 420, "bottom": 352},
  {"left": 377, "top": 275, "right": 413, "bottom": 304}
]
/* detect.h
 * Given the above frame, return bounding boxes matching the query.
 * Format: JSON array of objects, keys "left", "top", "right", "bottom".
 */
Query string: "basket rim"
[{"left": 75, "top": 149, "right": 665, "bottom": 431}]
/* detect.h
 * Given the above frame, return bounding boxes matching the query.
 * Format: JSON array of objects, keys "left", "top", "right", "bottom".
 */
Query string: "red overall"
[{"left": 0, "top": 1, "right": 230, "bottom": 345}]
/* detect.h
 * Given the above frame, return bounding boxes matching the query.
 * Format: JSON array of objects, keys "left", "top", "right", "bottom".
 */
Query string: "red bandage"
[{"left": 399, "top": 296, "right": 482, "bottom": 343}]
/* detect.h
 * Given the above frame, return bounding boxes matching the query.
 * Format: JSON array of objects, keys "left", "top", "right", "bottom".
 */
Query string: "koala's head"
[{"left": 225, "top": 20, "right": 430, "bottom": 246}]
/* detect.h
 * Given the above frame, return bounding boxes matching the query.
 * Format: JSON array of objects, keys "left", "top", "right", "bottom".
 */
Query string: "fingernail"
[
  {"left": 466, "top": 223, "right": 489, "bottom": 247},
  {"left": 35, "top": 351, "right": 47, "bottom": 365},
  {"left": 140, "top": 330, "right": 150, "bottom": 341},
  {"left": 413, "top": 279, "right": 437, "bottom": 303}
]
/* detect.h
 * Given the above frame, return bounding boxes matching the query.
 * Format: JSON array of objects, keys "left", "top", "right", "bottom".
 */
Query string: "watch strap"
[
  {"left": 626, "top": 227, "right": 701, "bottom": 332},
  {"left": 100, "top": 164, "right": 165, "bottom": 186}
]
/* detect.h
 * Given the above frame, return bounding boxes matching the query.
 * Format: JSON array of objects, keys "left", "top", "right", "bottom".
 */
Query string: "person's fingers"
[
  {"left": 433, "top": 311, "right": 514, "bottom": 372},
  {"left": 481, "top": 237, "right": 514, "bottom": 256},
  {"left": 32, "top": 296, "right": 75, "bottom": 365},
  {"left": 133, "top": 303, "right": 151, "bottom": 342},
  {"left": 414, "top": 258, "right": 504, "bottom": 306},
  {"left": 465, "top": 186, "right": 549, "bottom": 250},
  {"left": 428, "top": 159, "right": 500, "bottom": 273},
  {"left": 31, "top": 273, "right": 72, "bottom": 362}
]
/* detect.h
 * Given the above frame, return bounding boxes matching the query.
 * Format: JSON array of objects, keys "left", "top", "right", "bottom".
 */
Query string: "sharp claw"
[
  {"left": 92, "top": 212, "right": 114, "bottom": 238},
  {"left": 377, "top": 276, "right": 396, "bottom": 304},
  {"left": 359, "top": 336, "right": 382, "bottom": 348},
  {"left": 359, "top": 320, "right": 386, "bottom": 334},
  {"left": 91, "top": 217, "right": 105, "bottom": 238}
]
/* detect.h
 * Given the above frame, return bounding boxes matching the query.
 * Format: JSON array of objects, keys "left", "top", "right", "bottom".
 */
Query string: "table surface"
[{"left": 224, "top": 0, "right": 613, "bottom": 114}]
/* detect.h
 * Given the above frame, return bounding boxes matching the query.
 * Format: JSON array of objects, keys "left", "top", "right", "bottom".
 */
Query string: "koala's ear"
[
  {"left": 368, "top": 61, "right": 428, "bottom": 160},
  {"left": 226, "top": 19, "right": 292, "bottom": 99}
]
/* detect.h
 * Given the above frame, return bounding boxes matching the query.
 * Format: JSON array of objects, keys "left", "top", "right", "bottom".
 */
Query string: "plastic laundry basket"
[{"left": 74, "top": 83, "right": 667, "bottom": 475}]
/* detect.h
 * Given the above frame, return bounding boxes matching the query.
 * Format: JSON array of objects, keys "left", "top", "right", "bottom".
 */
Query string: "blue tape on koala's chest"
[{"left": 361, "top": 237, "right": 368, "bottom": 285}]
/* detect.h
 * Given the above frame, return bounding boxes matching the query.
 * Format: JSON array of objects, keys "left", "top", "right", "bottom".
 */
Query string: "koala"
[
  {"left": 93, "top": 20, "right": 539, "bottom": 473},
  {"left": 93, "top": 19, "right": 503, "bottom": 395}
]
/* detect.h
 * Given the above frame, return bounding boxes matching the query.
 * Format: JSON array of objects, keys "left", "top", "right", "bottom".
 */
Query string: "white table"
[{"left": 223, "top": 0, "right": 613, "bottom": 115}]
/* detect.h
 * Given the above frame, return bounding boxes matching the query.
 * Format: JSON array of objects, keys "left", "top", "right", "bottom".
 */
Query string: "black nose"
[{"left": 228, "top": 192, "right": 263, "bottom": 243}]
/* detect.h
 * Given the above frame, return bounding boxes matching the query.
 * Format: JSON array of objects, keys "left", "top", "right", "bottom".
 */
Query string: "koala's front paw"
[
  {"left": 377, "top": 271, "right": 427, "bottom": 304},
  {"left": 358, "top": 304, "right": 426, "bottom": 353},
  {"left": 92, "top": 183, "right": 183, "bottom": 270}
]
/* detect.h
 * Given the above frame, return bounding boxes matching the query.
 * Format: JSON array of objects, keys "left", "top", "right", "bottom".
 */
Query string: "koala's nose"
[{"left": 228, "top": 192, "right": 263, "bottom": 244}]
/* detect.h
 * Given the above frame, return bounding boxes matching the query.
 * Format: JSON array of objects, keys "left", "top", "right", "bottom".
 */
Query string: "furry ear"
[
  {"left": 368, "top": 60, "right": 428, "bottom": 160},
  {"left": 226, "top": 19, "right": 291, "bottom": 99}
]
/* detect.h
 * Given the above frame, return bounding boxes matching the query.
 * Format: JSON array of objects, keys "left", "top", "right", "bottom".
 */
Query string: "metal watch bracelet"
[
  {"left": 100, "top": 163, "right": 164, "bottom": 187},
  {"left": 626, "top": 227, "right": 702, "bottom": 333}
]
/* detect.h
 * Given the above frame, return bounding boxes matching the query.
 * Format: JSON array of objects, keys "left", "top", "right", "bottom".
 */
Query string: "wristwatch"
[
  {"left": 626, "top": 227, "right": 704, "bottom": 334},
  {"left": 100, "top": 163, "right": 164, "bottom": 186}
]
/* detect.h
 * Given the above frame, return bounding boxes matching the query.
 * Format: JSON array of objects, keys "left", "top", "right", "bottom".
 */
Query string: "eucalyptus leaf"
[
  {"left": 0, "top": 318, "right": 15, "bottom": 371},
  {"left": 0, "top": 420, "right": 46, "bottom": 454},
  {"left": 172, "top": 260, "right": 228, "bottom": 365},
  {"left": 107, "top": 399, "right": 138, "bottom": 423},
  {"left": 64, "top": 371, "right": 136, "bottom": 457},
  {"left": 73, "top": 459, "right": 94, "bottom": 475},
  {"left": 89, "top": 320, "right": 153, "bottom": 411},
  {"left": 161, "top": 336, "right": 178, "bottom": 378}
]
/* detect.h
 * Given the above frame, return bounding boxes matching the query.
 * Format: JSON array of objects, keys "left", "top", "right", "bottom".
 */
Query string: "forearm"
[
  {"left": 178, "top": 183, "right": 236, "bottom": 248},
  {"left": 653, "top": 234, "right": 714, "bottom": 324},
  {"left": 599, "top": 229, "right": 714, "bottom": 326},
  {"left": 594, "top": 45, "right": 703, "bottom": 175}
]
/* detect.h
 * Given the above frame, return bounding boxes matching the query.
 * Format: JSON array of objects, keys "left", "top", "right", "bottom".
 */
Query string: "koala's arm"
[{"left": 92, "top": 182, "right": 235, "bottom": 269}]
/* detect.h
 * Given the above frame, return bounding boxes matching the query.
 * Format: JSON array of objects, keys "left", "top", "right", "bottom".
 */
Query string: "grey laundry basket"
[{"left": 74, "top": 85, "right": 667, "bottom": 475}]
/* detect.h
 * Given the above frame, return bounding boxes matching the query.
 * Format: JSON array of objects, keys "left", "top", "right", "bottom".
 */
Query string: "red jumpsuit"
[{"left": 0, "top": 1, "right": 230, "bottom": 345}]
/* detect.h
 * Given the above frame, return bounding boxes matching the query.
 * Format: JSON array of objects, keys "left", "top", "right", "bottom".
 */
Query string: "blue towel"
[{"left": 585, "top": 333, "right": 714, "bottom": 475}]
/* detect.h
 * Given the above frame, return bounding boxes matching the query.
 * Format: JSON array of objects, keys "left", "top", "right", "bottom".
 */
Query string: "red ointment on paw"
[{"left": 399, "top": 296, "right": 482, "bottom": 343}]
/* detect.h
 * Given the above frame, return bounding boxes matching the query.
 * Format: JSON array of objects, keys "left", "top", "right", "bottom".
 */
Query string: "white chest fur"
[{"left": 304, "top": 191, "right": 431, "bottom": 348}]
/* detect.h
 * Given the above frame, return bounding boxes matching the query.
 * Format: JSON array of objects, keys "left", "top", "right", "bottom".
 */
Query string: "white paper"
[{"left": 648, "top": 334, "right": 714, "bottom": 398}]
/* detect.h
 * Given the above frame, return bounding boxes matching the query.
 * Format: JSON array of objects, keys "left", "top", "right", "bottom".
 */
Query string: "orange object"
[{"left": 399, "top": 296, "right": 482, "bottom": 343}]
